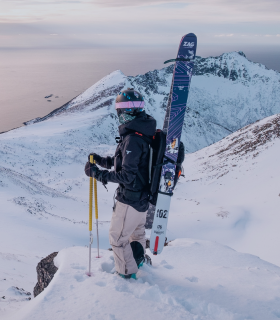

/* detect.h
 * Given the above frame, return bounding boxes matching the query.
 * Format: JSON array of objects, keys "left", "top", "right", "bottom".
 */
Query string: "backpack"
[{"left": 133, "top": 129, "right": 185, "bottom": 205}]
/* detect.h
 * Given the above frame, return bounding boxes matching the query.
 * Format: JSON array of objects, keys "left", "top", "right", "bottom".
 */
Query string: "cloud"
[
  {"left": 1, "top": 0, "right": 82, "bottom": 3},
  {"left": 215, "top": 34, "right": 234, "bottom": 37},
  {"left": 89, "top": 0, "right": 280, "bottom": 13},
  {"left": 1, "top": 0, "right": 280, "bottom": 23},
  {"left": 88, "top": 0, "right": 185, "bottom": 7},
  {"left": 0, "top": 0, "right": 183, "bottom": 8},
  {"left": 1, "top": 0, "right": 279, "bottom": 48}
]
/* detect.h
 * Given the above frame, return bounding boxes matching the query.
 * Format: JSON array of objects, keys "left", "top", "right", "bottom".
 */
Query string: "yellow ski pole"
[
  {"left": 87, "top": 155, "right": 94, "bottom": 276},
  {"left": 94, "top": 161, "right": 100, "bottom": 258}
]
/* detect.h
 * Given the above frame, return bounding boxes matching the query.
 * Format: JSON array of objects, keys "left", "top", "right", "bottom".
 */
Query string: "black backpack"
[{"left": 133, "top": 129, "right": 185, "bottom": 205}]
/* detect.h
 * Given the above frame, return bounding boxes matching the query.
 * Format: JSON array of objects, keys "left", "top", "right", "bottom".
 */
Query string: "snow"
[
  {"left": 1, "top": 52, "right": 280, "bottom": 318},
  {"left": 71, "top": 70, "right": 126, "bottom": 104},
  {"left": 169, "top": 113, "right": 280, "bottom": 267},
  {"left": 5, "top": 241, "right": 280, "bottom": 320}
]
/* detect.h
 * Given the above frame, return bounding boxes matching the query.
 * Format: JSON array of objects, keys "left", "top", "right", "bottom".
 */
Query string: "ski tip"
[{"left": 182, "top": 33, "right": 197, "bottom": 38}]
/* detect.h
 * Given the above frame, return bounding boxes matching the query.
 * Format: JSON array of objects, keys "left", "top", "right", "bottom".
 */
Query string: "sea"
[{"left": 0, "top": 45, "right": 279, "bottom": 133}]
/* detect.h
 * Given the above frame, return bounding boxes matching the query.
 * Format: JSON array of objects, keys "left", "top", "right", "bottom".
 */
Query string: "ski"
[{"left": 149, "top": 33, "right": 197, "bottom": 255}]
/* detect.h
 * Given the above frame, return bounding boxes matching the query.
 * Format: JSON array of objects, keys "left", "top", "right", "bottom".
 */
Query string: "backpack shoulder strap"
[
  {"left": 128, "top": 131, "right": 154, "bottom": 188},
  {"left": 131, "top": 131, "right": 153, "bottom": 145},
  {"left": 136, "top": 171, "right": 147, "bottom": 187}
]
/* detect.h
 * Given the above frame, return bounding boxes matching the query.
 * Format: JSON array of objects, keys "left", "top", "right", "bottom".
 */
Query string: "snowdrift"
[{"left": 9, "top": 241, "right": 280, "bottom": 320}]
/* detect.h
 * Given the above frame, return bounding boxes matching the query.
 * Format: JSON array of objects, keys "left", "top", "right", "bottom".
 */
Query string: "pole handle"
[
  {"left": 93, "top": 159, "right": 100, "bottom": 257},
  {"left": 89, "top": 155, "right": 94, "bottom": 231},
  {"left": 94, "top": 171, "right": 98, "bottom": 220}
]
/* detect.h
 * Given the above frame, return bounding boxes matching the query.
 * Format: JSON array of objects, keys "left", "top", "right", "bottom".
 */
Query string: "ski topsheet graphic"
[{"left": 149, "top": 33, "right": 197, "bottom": 255}]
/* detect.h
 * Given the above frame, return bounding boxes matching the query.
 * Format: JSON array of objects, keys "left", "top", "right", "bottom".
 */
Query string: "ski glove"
[
  {"left": 84, "top": 162, "right": 108, "bottom": 185},
  {"left": 87, "top": 153, "right": 102, "bottom": 165},
  {"left": 88, "top": 153, "right": 114, "bottom": 169}
]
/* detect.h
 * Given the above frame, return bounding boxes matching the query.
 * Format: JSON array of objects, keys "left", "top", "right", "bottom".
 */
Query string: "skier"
[{"left": 84, "top": 88, "right": 156, "bottom": 279}]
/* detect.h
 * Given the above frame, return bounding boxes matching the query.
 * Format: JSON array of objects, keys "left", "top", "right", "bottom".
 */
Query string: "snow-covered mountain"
[
  {"left": 1, "top": 52, "right": 280, "bottom": 319},
  {"left": 25, "top": 51, "right": 280, "bottom": 153}
]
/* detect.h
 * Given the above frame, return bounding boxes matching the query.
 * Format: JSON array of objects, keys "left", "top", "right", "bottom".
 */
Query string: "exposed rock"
[
  {"left": 215, "top": 114, "right": 280, "bottom": 157},
  {"left": 34, "top": 252, "right": 58, "bottom": 297},
  {"left": 6, "top": 286, "right": 32, "bottom": 301}
]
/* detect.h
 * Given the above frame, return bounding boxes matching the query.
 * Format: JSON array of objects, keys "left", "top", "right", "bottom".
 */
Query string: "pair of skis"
[{"left": 149, "top": 33, "right": 197, "bottom": 255}]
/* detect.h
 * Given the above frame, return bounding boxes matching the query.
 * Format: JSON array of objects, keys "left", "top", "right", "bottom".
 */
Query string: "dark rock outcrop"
[{"left": 34, "top": 252, "right": 58, "bottom": 297}]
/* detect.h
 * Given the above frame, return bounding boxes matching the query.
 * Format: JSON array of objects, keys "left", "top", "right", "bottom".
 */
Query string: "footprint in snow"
[
  {"left": 71, "top": 263, "right": 86, "bottom": 270},
  {"left": 160, "top": 260, "right": 174, "bottom": 269},
  {"left": 185, "top": 276, "right": 198, "bottom": 283},
  {"left": 101, "top": 261, "right": 115, "bottom": 273},
  {"left": 74, "top": 274, "right": 86, "bottom": 282},
  {"left": 95, "top": 281, "right": 106, "bottom": 287}
]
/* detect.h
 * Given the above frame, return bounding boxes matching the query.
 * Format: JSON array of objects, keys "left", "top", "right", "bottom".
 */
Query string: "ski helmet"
[{"left": 115, "top": 88, "right": 145, "bottom": 121}]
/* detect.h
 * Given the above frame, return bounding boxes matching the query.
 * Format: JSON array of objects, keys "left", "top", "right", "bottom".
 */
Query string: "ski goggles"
[{"left": 115, "top": 101, "right": 145, "bottom": 110}]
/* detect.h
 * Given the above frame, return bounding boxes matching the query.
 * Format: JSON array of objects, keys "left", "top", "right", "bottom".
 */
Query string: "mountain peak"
[
  {"left": 237, "top": 51, "right": 246, "bottom": 58},
  {"left": 22, "top": 50, "right": 280, "bottom": 154}
]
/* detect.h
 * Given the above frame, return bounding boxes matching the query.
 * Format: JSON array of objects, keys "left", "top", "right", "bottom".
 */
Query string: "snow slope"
[
  {"left": 1, "top": 53, "right": 280, "bottom": 318},
  {"left": 7, "top": 241, "right": 280, "bottom": 320},
  {"left": 169, "top": 113, "right": 280, "bottom": 267},
  {"left": 0, "top": 71, "right": 127, "bottom": 317}
]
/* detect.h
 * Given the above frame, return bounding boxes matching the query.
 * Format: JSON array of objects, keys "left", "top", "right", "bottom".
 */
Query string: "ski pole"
[
  {"left": 94, "top": 161, "right": 100, "bottom": 258},
  {"left": 87, "top": 155, "right": 94, "bottom": 276}
]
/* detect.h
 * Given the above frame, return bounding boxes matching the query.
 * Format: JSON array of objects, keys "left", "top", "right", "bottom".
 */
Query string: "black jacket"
[{"left": 99, "top": 112, "right": 156, "bottom": 212}]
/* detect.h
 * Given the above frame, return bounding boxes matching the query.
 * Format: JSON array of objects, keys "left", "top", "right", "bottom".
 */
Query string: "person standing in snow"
[{"left": 84, "top": 88, "right": 156, "bottom": 279}]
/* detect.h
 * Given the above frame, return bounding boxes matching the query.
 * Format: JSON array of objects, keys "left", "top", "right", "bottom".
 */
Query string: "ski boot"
[
  {"left": 130, "top": 241, "right": 152, "bottom": 268},
  {"left": 137, "top": 254, "right": 152, "bottom": 268},
  {"left": 117, "top": 272, "right": 137, "bottom": 280}
]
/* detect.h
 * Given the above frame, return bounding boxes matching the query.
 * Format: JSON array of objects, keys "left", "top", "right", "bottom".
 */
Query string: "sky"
[{"left": 0, "top": 0, "right": 280, "bottom": 50}]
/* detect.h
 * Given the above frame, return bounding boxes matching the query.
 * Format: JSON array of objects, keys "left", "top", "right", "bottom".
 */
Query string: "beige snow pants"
[{"left": 109, "top": 201, "right": 147, "bottom": 275}]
